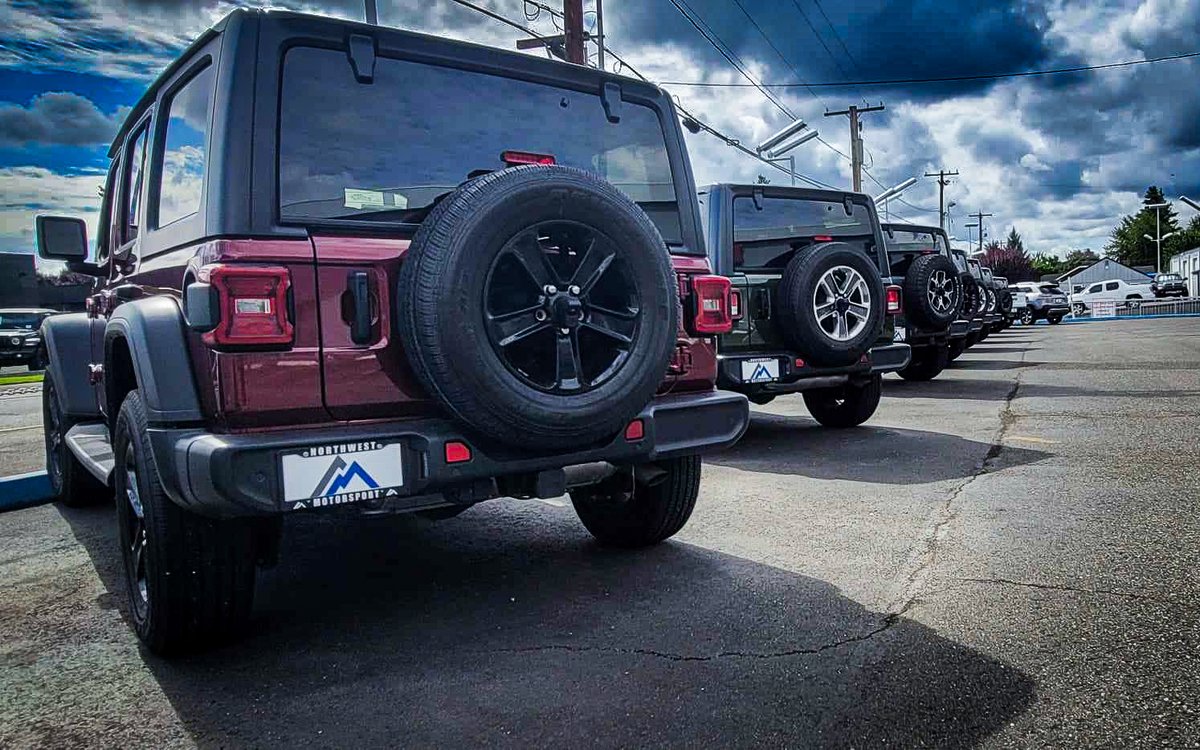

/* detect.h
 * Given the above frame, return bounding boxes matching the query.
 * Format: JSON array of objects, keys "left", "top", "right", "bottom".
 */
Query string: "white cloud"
[{"left": 0, "top": 167, "right": 106, "bottom": 255}]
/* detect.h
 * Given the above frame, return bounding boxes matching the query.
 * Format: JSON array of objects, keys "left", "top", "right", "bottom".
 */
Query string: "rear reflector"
[
  {"left": 730, "top": 290, "right": 743, "bottom": 319},
  {"left": 200, "top": 264, "right": 293, "bottom": 348},
  {"left": 886, "top": 285, "right": 903, "bottom": 314},
  {"left": 444, "top": 441, "right": 472, "bottom": 464},
  {"left": 501, "top": 150, "right": 556, "bottom": 166},
  {"left": 624, "top": 419, "right": 644, "bottom": 441},
  {"left": 690, "top": 274, "right": 734, "bottom": 334},
  {"left": 814, "top": 235, "right": 834, "bottom": 242},
  {"left": 794, "top": 357, "right": 805, "bottom": 369}
]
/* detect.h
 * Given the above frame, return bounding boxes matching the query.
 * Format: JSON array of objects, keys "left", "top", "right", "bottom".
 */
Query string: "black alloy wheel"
[{"left": 483, "top": 221, "right": 639, "bottom": 395}]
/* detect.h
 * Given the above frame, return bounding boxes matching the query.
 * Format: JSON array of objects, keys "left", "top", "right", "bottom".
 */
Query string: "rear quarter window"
[{"left": 155, "top": 62, "right": 214, "bottom": 228}]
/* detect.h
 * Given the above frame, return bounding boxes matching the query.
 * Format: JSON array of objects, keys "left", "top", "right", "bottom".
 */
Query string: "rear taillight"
[
  {"left": 689, "top": 274, "right": 734, "bottom": 334},
  {"left": 730, "top": 290, "right": 743, "bottom": 319},
  {"left": 197, "top": 264, "right": 293, "bottom": 348},
  {"left": 886, "top": 285, "right": 903, "bottom": 315}
]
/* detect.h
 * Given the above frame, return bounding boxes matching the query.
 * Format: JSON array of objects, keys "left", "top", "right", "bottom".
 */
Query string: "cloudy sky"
[{"left": 1, "top": 0, "right": 1198, "bottom": 260}]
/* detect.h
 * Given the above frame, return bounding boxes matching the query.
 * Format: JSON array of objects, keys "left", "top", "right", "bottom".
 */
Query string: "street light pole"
[{"left": 1144, "top": 202, "right": 1170, "bottom": 273}]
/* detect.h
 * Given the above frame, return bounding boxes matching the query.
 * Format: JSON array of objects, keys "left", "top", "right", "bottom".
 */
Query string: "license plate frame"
[
  {"left": 279, "top": 440, "right": 404, "bottom": 511},
  {"left": 741, "top": 357, "right": 780, "bottom": 383}
]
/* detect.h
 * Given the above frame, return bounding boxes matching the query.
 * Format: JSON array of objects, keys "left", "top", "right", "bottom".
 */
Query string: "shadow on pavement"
[
  {"left": 57, "top": 503, "right": 1036, "bottom": 747},
  {"left": 963, "top": 346, "right": 1039, "bottom": 354},
  {"left": 948, "top": 359, "right": 1044, "bottom": 370},
  {"left": 708, "top": 413, "right": 1050, "bottom": 483}
]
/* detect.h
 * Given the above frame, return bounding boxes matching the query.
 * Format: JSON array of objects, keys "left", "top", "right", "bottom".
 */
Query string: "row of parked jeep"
[{"left": 29, "top": 9, "right": 1041, "bottom": 654}]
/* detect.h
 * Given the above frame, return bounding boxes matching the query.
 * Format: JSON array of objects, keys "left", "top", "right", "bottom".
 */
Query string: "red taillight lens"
[
  {"left": 886, "top": 285, "right": 903, "bottom": 315},
  {"left": 624, "top": 419, "right": 644, "bottom": 442},
  {"left": 201, "top": 264, "right": 293, "bottom": 348},
  {"left": 814, "top": 235, "right": 834, "bottom": 242},
  {"left": 730, "top": 290, "right": 743, "bottom": 319},
  {"left": 445, "top": 441, "right": 472, "bottom": 464},
  {"left": 690, "top": 274, "right": 733, "bottom": 334},
  {"left": 501, "top": 150, "right": 556, "bottom": 166}
]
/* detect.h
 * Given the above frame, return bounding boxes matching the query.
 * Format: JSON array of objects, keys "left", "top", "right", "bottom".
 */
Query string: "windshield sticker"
[{"left": 344, "top": 188, "right": 386, "bottom": 210}]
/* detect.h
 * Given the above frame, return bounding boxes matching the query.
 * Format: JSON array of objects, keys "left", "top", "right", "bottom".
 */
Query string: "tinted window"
[
  {"left": 1105, "top": 281, "right": 1119, "bottom": 291},
  {"left": 1088, "top": 283, "right": 1103, "bottom": 293},
  {"left": 884, "top": 229, "right": 947, "bottom": 255},
  {"left": 156, "top": 63, "right": 213, "bottom": 227},
  {"left": 280, "top": 47, "right": 683, "bottom": 246},
  {"left": 0, "top": 313, "right": 46, "bottom": 329},
  {"left": 123, "top": 124, "right": 149, "bottom": 243},
  {"left": 731, "top": 195, "right": 876, "bottom": 270}
]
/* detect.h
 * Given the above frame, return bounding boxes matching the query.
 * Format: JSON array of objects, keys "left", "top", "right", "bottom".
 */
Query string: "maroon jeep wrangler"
[{"left": 35, "top": 9, "right": 748, "bottom": 654}]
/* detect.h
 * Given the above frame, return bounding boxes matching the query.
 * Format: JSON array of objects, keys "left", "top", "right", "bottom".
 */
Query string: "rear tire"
[
  {"left": 114, "top": 390, "right": 257, "bottom": 655},
  {"left": 1020, "top": 308, "right": 1034, "bottom": 325},
  {"left": 902, "top": 254, "right": 961, "bottom": 329},
  {"left": 571, "top": 456, "right": 701, "bottom": 548},
  {"left": 897, "top": 346, "right": 949, "bottom": 381},
  {"left": 42, "top": 371, "right": 107, "bottom": 507},
  {"left": 803, "top": 374, "right": 882, "bottom": 428}
]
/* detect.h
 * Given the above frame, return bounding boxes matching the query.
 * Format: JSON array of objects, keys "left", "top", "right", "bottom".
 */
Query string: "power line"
[
  {"left": 666, "top": 0, "right": 795, "bottom": 119},
  {"left": 810, "top": 0, "right": 863, "bottom": 76},
  {"left": 729, "top": 0, "right": 825, "bottom": 104},
  {"left": 659, "top": 49, "right": 1200, "bottom": 88},
  {"left": 788, "top": 0, "right": 853, "bottom": 82}
]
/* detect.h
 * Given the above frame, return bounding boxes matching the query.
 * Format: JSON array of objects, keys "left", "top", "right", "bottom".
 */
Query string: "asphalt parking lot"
[{"left": 1, "top": 318, "right": 1198, "bottom": 747}]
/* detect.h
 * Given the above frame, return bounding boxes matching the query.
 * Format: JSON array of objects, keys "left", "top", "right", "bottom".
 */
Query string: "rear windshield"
[
  {"left": 730, "top": 195, "right": 880, "bottom": 271},
  {"left": 884, "top": 229, "right": 947, "bottom": 255},
  {"left": 0, "top": 312, "right": 46, "bottom": 330},
  {"left": 1039, "top": 284, "right": 1063, "bottom": 294},
  {"left": 278, "top": 46, "right": 684, "bottom": 246}
]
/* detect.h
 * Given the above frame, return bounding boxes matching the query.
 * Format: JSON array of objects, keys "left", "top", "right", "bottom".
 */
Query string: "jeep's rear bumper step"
[
  {"left": 968, "top": 319, "right": 984, "bottom": 333},
  {"left": 147, "top": 389, "right": 750, "bottom": 518},
  {"left": 949, "top": 320, "right": 970, "bottom": 338}
]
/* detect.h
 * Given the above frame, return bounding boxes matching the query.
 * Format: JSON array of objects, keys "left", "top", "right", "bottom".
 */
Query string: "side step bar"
[{"left": 65, "top": 423, "right": 115, "bottom": 485}]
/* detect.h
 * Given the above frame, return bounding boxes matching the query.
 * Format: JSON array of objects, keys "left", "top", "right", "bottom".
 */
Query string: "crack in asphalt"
[
  {"left": 474, "top": 615, "right": 901, "bottom": 662},
  {"left": 885, "top": 345, "right": 1029, "bottom": 617},
  {"left": 951, "top": 576, "right": 1174, "bottom": 604}
]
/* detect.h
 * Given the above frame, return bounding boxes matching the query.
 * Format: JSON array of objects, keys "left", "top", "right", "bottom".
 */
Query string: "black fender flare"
[
  {"left": 105, "top": 297, "right": 203, "bottom": 424},
  {"left": 41, "top": 313, "right": 102, "bottom": 420}
]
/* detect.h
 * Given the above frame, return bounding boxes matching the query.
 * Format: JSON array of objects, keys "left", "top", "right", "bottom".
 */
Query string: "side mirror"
[{"left": 36, "top": 216, "right": 88, "bottom": 261}]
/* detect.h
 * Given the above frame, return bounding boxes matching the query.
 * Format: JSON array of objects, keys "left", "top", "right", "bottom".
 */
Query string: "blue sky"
[{"left": 2, "top": 0, "right": 1199, "bottom": 259}]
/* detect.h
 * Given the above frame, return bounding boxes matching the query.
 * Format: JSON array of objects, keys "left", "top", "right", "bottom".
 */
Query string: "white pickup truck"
[{"left": 1069, "top": 278, "right": 1152, "bottom": 315}]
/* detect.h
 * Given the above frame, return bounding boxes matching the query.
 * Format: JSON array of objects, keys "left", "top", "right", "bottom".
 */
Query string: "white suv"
[{"left": 1070, "top": 278, "right": 1152, "bottom": 314}]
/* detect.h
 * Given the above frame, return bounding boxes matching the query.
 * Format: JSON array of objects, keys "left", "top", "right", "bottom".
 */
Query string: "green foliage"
[
  {"left": 1063, "top": 248, "right": 1100, "bottom": 270},
  {"left": 1165, "top": 214, "right": 1200, "bottom": 257},
  {"left": 1031, "top": 253, "right": 1065, "bottom": 277},
  {"left": 1106, "top": 186, "right": 1180, "bottom": 268}
]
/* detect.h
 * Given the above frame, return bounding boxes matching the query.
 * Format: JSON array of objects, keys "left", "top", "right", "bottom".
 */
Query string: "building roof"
[{"left": 1055, "top": 256, "right": 1151, "bottom": 283}]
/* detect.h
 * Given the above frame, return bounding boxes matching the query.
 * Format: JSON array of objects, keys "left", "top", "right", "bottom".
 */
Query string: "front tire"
[
  {"left": 114, "top": 390, "right": 257, "bottom": 655},
  {"left": 42, "top": 371, "right": 107, "bottom": 507},
  {"left": 803, "top": 373, "right": 882, "bottom": 428},
  {"left": 1020, "top": 308, "right": 1035, "bottom": 325},
  {"left": 571, "top": 456, "right": 701, "bottom": 548},
  {"left": 897, "top": 346, "right": 949, "bottom": 381}
]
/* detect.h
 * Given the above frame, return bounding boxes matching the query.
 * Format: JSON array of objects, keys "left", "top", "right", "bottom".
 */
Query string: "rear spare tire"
[
  {"left": 775, "top": 243, "right": 884, "bottom": 367},
  {"left": 397, "top": 165, "right": 677, "bottom": 450},
  {"left": 902, "top": 253, "right": 961, "bottom": 329}
]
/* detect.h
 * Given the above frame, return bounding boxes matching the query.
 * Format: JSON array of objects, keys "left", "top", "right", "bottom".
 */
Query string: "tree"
[
  {"left": 1063, "top": 248, "right": 1099, "bottom": 270},
  {"left": 1106, "top": 186, "right": 1180, "bottom": 269},
  {"left": 981, "top": 237, "right": 1035, "bottom": 281},
  {"left": 1164, "top": 214, "right": 1200, "bottom": 258},
  {"left": 1006, "top": 227, "right": 1025, "bottom": 256},
  {"left": 1031, "top": 253, "right": 1064, "bottom": 278}
]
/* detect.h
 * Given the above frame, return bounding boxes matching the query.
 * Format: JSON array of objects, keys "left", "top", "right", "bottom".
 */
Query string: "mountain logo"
[
  {"left": 310, "top": 456, "right": 380, "bottom": 498},
  {"left": 749, "top": 363, "right": 774, "bottom": 382}
]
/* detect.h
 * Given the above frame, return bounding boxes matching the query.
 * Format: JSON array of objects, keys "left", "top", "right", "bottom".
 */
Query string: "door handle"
[{"left": 347, "top": 271, "right": 372, "bottom": 345}]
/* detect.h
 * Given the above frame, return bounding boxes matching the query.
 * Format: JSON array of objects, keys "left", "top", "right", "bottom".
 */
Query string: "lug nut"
[
  {"left": 544, "top": 285, "right": 558, "bottom": 295},
  {"left": 560, "top": 327, "right": 570, "bottom": 335},
  {"left": 569, "top": 285, "right": 581, "bottom": 295},
  {"left": 535, "top": 310, "right": 547, "bottom": 321}
]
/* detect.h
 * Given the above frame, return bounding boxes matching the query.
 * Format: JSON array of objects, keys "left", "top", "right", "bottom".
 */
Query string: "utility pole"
[
  {"left": 970, "top": 210, "right": 993, "bottom": 255},
  {"left": 825, "top": 103, "right": 884, "bottom": 192},
  {"left": 363, "top": 0, "right": 377, "bottom": 24},
  {"left": 924, "top": 168, "right": 959, "bottom": 232},
  {"left": 594, "top": 0, "right": 605, "bottom": 70},
  {"left": 563, "top": 0, "right": 586, "bottom": 65}
]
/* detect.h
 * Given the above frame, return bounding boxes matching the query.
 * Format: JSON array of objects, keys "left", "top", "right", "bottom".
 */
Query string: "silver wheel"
[
  {"left": 927, "top": 269, "right": 957, "bottom": 315},
  {"left": 813, "top": 265, "right": 871, "bottom": 342}
]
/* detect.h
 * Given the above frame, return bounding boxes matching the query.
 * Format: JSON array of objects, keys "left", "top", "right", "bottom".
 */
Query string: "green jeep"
[{"left": 699, "top": 184, "right": 911, "bottom": 427}]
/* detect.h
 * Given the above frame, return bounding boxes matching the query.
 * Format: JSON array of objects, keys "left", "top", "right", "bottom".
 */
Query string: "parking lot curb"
[
  {"left": 0, "top": 471, "right": 52, "bottom": 513},
  {"left": 1032, "top": 313, "right": 1200, "bottom": 325}
]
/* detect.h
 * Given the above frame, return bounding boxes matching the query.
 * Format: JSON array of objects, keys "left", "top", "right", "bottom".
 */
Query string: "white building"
[{"left": 1169, "top": 247, "right": 1200, "bottom": 297}]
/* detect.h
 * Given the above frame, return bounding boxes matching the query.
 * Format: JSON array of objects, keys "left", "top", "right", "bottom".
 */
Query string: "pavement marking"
[
  {"left": 1006, "top": 435, "right": 1060, "bottom": 445},
  {"left": 0, "top": 424, "right": 40, "bottom": 434}
]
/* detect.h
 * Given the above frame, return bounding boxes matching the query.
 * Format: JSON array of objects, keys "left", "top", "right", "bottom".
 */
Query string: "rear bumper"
[
  {"left": 718, "top": 342, "right": 911, "bottom": 396},
  {"left": 0, "top": 348, "right": 35, "bottom": 361},
  {"left": 949, "top": 320, "right": 970, "bottom": 338},
  {"left": 968, "top": 319, "right": 984, "bottom": 333},
  {"left": 147, "top": 389, "right": 750, "bottom": 519}
]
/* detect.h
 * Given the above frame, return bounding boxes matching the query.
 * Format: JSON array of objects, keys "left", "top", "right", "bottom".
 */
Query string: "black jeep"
[
  {"left": 699, "top": 184, "right": 910, "bottom": 427},
  {"left": 881, "top": 223, "right": 964, "bottom": 381}
]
